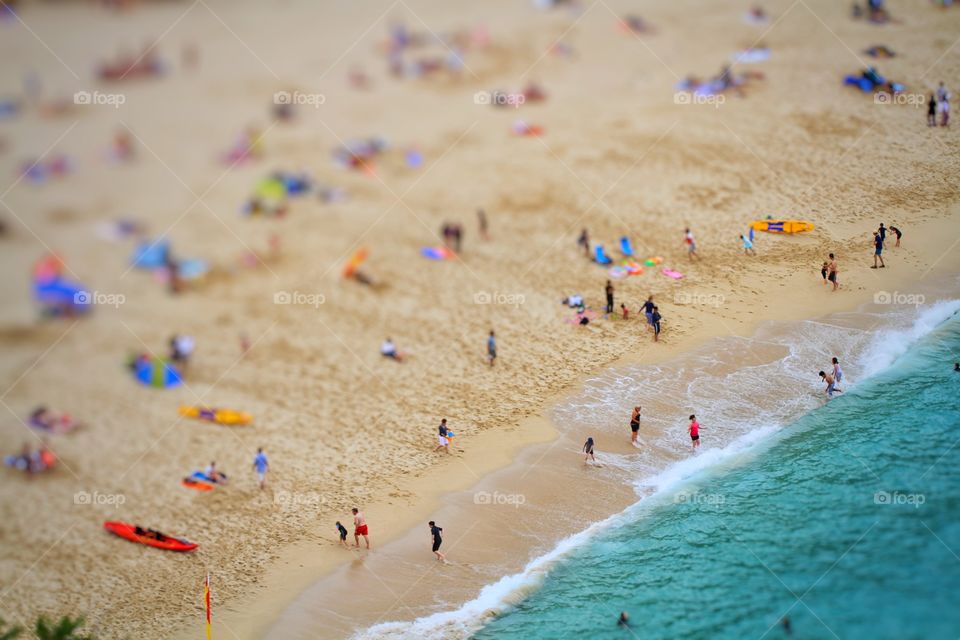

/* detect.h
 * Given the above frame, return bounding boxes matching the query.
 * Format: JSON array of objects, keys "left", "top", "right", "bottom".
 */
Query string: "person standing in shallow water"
[
  {"left": 688, "top": 415, "right": 700, "bottom": 450},
  {"left": 583, "top": 436, "right": 595, "bottom": 463},
  {"left": 629, "top": 406, "right": 641, "bottom": 447}
]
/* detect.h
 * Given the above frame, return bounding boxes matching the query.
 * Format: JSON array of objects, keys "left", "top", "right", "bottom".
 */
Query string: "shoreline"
[{"left": 195, "top": 208, "right": 960, "bottom": 640}]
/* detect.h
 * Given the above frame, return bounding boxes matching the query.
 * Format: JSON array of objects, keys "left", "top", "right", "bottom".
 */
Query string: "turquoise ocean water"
[
  {"left": 360, "top": 299, "right": 960, "bottom": 640},
  {"left": 474, "top": 307, "right": 960, "bottom": 640}
]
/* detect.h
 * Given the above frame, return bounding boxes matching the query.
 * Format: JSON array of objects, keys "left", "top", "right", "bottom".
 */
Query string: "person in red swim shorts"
[{"left": 352, "top": 508, "right": 370, "bottom": 549}]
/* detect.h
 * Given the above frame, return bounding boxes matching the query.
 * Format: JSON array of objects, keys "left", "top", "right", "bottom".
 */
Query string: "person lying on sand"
[
  {"left": 29, "top": 406, "right": 81, "bottom": 433},
  {"left": 380, "top": 338, "right": 406, "bottom": 362}
]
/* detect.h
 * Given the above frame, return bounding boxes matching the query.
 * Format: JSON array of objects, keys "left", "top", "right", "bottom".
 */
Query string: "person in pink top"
[{"left": 688, "top": 415, "right": 701, "bottom": 450}]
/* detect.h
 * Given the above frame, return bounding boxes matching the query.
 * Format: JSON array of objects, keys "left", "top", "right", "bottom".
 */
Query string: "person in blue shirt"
[
  {"left": 487, "top": 330, "right": 497, "bottom": 367},
  {"left": 872, "top": 231, "right": 885, "bottom": 269},
  {"left": 253, "top": 447, "right": 269, "bottom": 490},
  {"left": 335, "top": 521, "right": 349, "bottom": 548}
]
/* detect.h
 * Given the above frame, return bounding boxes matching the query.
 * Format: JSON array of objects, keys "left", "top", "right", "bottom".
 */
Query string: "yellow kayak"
[
  {"left": 750, "top": 220, "right": 815, "bottom": 234},
  {"left": 178, "top": 405, "right": 252, "bottom": 426}
]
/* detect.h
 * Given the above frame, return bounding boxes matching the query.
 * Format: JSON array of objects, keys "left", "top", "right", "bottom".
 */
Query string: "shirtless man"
[
  {"left": 352, "top": 508, "right": 370, "bottom": 549},
  {"left": 819, "top": 371, "right": 842, "bottom": 398},
  {"left": 629, "top": 406, "right": 641, "bottom": 446},
  {"left": 827, "top": 253, "right": 839, "bottom": 291}
]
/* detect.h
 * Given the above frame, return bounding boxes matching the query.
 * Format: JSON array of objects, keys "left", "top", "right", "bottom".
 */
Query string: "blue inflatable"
[{"left": 619, "top": 236, "right": 634, "bottom": 257}]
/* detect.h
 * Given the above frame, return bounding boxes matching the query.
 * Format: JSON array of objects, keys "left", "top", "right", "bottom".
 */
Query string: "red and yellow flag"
[{"left": 204, "top": 573, "right": 211, "bottom": 640}]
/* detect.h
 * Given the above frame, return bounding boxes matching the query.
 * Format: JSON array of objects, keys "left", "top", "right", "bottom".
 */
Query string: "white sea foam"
[{"left": 352, "top": 300, "right": 959, "bottom": 640}]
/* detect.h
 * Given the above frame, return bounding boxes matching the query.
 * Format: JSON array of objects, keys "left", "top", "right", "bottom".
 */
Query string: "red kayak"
[{"left": 103, "top": 521, "right": 198, "bottom": 552}]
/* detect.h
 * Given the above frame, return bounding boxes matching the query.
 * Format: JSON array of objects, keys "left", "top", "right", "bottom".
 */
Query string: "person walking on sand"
[
  {"left": 740, "top": 234, "right": 756, "bottom": 256},
  {"left": 352, "top": 508, "right": 370, "bottom": 549},
  {"left": 605, "top": 280, "right": 614, "bottom": 314},
  {"left": 684, "top": 228, "right": 700, "bottom": 261},
  {"left": 429, "top": 521, "right": 445, "bottom": 562},
  {"left": 651, "top": 305, "right": 662, "bottom": 342},
  {"left": 832, "top": 357, "right": 844, "bottom": 390},
  {"left": 819, "top": 370, "right": 842, "bottom": 398},
  {"left": 630, "top": 406, "right": 642, "bottom": 447},
  {"left": 688, "top": 415, "right": 701, "bottom": 450},
  {"left": 336, "top": 521, "right": 350, "bottom": 548},
  {"left": 927, "top": 92, "right": 938, "bottom": 127},
  {"left": 878, "top": 223, "right": 887, "bottom": 244},
  {"left": 936, "top": 81, "right": 951, "bottom": 127},
  {"left": 253, "top": 447, "right": 269, "bottom": 490},
  {"left": 434, "top": 418, "right": 451, "bottom": 454},
  {"left": 577, "top": 228, "right": 590, "bottom": 258},
  {"left": 583, "top": 436, "right": 596, "bottom": 463},
  {"left": 872, "top": 230, "right": 885, "bottom": 269},
  {"left": 477, "top": 208, "right": 489, "bottom": 241},
  {"left": 641, "top": 296, "right": 655, "bottom": 331},
  {"left": 487, "top": 330, "right": 497, "bottom": 367},
  {"left": 827, "top": 253, "right": 839, "bottom": 291}
]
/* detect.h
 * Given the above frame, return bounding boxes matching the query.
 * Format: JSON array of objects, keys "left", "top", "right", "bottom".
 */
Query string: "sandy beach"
[{"left": 0, "top": 0, "right": 958, "bottom": 638}]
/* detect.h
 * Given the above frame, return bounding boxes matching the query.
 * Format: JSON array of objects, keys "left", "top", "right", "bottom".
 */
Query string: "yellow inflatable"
[
  {"left": 178, "top": 406, "right": 252, "bottom": 426},
  {"left": 750, "top": 220, "right": 815, "bottom": 234}
]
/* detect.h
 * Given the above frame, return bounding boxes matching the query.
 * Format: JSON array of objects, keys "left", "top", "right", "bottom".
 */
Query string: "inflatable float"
[
  {"left": 750, "top": 220, "right": 815, "bottom": 234},
  {"left": 103, "top": 521, "right": 197, "bottom": 552},
  {"left": 179, "top": 406, "right": 252, "bottom": 426},
  {"left": 182, "top": 476, "right": 216, "bottom": 491}
]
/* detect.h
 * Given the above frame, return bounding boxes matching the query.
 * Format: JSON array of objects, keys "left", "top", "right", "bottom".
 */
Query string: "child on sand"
[
  {"left": 487, "top": 330, "right": 497, "bottom": 367},
  {"left": 352, "top": 508, "right": 370, "bottom": 548},
  {"left": 429, "top": 521, "right": 445, "bottom": 562},
  {"left": 620, "top": 303, "right": 629, "bottom": 320},
  {"left": 819, "top": 371, "right": 842, "bottom": 398},
  {"left": 684, "top": 228, "right": 699, "bottom": 261},
  {"left": 380, "top": 337, "right": 405, "bottom": 362},
  {"left": 740, "top": 234, "right": 755, "bottom": 256},
  {"left": 434, "top": 418, "right": 450, "bottom": 454},
  {"left": 630, "top": 406, "right": 641, "bottom": 446},
  {"left": 336, "top": 521, "right": 349, "bottom": 548},
  {"left": 688, "top": 415, "right": 700, "bottom": 450},
  {"left": 651, "top": 306, "right": 662, "bottom": 342},
  {"left": 821, "top": 261, "right": 829, "bottom": 285},
  {"left": 253, "top": 447, "right": 269, "bottom": 490},
  {"left": 583, "top": 437, "right": 595, "bottom": 463},
  {"left": 889, "top": 225, "right": 902, "bottom": 247}
]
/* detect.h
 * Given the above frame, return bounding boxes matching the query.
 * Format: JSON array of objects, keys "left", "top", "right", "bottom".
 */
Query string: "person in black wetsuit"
[{"left": 429, "top": 521, "right": 445, "bottom": 562}]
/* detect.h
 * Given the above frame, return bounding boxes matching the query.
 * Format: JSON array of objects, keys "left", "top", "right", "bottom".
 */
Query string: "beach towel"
[
  {"left": 661, "top": 268, "right": 684, "bottom": 279},
  {"left": 732, "top": 48, "right": 771, "bottom": 64},
  {"left": 564, "top": 309, "right": 600, "bottom": 325},
  {"left": 608, "top": 266, "right": 628, "bottom": 279},
  {"left": 619, "top": 236, "right": 634, "bottom": 256},
  {"left": 420, "top": 246, "right": 455, "bottom": 260}
]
